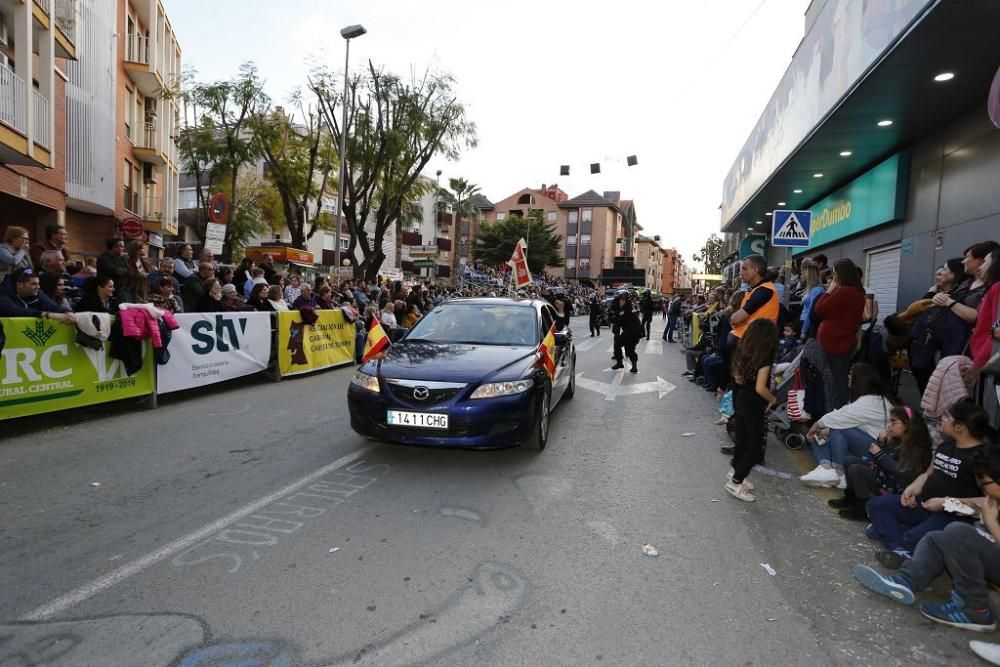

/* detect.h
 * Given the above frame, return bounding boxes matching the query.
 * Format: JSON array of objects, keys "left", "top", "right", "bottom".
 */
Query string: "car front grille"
[{"left": 384, "top": 380, "right": 466, "bottom": 406}]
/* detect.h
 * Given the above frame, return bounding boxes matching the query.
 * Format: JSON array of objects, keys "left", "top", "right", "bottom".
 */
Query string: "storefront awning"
[{"left": 722, "top": 0, "right": 1000, "bottom": 234}]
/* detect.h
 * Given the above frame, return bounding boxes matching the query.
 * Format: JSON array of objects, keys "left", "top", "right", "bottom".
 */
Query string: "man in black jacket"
[
  {"left": 588, "top": 293, "right": 603, "bottom": 337},
  {"left": 97, "top": 238, "right": 127, "bottom": 282},
  {"left": 0, "top": 268, "right": 76, "bottom": 323}
]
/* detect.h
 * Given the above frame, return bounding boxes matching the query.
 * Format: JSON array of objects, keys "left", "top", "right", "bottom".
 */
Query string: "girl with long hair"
[
  {"left": 830, "top": 405, "right": 933, "bottom": 520},
  {"left": 725, "top": 318, "right": 778, "bottom": 502}
]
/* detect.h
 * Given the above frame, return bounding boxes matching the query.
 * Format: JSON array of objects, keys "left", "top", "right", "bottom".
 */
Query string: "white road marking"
[
  {"left": 573, "top": 337, "right": 600, "bottom": 353},
  {"left": 643, "top": 338, "right": 663, "bottom": 355},
  {"left": 20, "top": 447, "right": 372, "bottom": 621},
  {"left": 575, "top": 373, "right": 676, "bottom": 401}
]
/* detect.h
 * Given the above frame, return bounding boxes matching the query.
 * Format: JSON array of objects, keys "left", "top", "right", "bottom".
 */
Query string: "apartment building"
[
  {"left": 556, "top": 190, "right": 636, "bottom": 282},
  {"left": 0, "top": 0, "right": 77, "bottom": 240},
  {"left": 660, "top": 247, "right": 681, "bottom": 294},
  {"left": 64, "top": 0, "right": 181, "bottom": 256},
  {"left": 634, "top": 235, "right": 665, "bottom": 291},
  {"left": 451, "top": 191, "right": 496, "bottom": 276},
  {"left": 399, "top": 174, "right": 453, "bottom": 280}
]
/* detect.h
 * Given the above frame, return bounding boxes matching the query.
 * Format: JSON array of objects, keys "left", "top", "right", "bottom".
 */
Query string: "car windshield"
[{"left": 406, "top": 304, "right": 538, "bottom": 346}]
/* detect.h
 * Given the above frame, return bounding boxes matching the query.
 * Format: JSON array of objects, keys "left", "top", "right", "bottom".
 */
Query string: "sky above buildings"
[{"left": 166, "top": 0, "right": 806, "bottom": 267}]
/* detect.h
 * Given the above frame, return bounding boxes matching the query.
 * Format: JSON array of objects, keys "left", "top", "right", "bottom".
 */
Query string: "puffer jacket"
[
  {"left": 118, "top": 303, "right": 179, "bottom": 349},
  {"left": 920, "top": 354, "right": 974, "bottom": 419}
]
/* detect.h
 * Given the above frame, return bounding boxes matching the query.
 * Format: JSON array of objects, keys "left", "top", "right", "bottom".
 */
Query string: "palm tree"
[{"left": 440, "top": 177, "right": 480, "bottom": 272}]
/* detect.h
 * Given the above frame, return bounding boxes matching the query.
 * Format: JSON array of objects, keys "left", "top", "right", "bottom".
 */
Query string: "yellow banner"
[{"left": 276, "top": 309, "right": 356, "bottom": 377}]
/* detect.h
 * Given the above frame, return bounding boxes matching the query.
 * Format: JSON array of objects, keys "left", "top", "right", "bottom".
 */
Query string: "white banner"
[
  {"left": 205, "top": 222, "right": 227, "bottom": 254},
  {"left": 157, "top": 312, "right": 273, "bottom": 394}
]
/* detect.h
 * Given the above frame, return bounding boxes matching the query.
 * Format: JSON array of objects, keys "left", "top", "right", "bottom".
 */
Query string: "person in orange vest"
[{"left": 729, "top": 255, "right": 781, "bottom": 348}]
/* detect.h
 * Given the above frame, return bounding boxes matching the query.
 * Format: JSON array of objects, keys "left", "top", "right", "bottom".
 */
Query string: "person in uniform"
[
  {"left": 609, "top": 291, "right": 627, "bottom": 366},
  {"left": 615, "top": 293, "right": 644, "bottom": 373},
  {"left": 640, "top": 290, "right": 655, "bottom": 340},
  {"left": 589, "top": 293, "right": 603, "bottom": 337}
]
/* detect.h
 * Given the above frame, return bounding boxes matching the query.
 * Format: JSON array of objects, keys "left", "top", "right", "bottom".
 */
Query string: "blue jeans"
[
  {"left": 866, "top": 494, "right": 965, "bottom": 552},
  {"left": 810, "top": 427, "right": 873, "bottom": 470},
  {"left": 663, "top": 314, "right": 678, "bottom": 341},
  {"left": 702, "top": 353, "right": 724, "bottom": 390}
]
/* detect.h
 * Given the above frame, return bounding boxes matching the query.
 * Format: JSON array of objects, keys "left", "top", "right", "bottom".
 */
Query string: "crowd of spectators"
[{"left": 677, "top": 244, "right": 1000, "bottom": 662}]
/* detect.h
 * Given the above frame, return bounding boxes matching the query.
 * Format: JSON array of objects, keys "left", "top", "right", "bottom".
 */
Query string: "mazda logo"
[{"left": 412, "top": 386, "right": 430, "bottom": 401}]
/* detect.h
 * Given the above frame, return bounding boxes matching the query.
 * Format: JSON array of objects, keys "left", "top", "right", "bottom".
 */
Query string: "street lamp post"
[{"left": 334, "top": 24, "right": 366, "bottom": 278}]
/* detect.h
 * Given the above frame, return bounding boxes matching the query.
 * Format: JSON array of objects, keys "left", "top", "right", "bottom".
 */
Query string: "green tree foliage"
[
  {"left": 171, "top": 63, "right": 268, "bottom": 258},
  {"left": 251, "top": 91, "right": 337, "bottom": 249},
  {"left": 474, "top": 210, "right": 563, "bottom": 274},
  {"left": 310, "top": 64, "right": 477, "bottom": 281},
  {"left": 693, "top": 234, "right": 724, "bottom": 274},
  {"left": 224, "top": 173, "right": 284, "bottom": 257}
]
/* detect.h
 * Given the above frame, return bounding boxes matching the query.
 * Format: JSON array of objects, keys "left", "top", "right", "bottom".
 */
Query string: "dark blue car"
[{"left": 348, "top": 298, "right": 575, "bottom": 450}]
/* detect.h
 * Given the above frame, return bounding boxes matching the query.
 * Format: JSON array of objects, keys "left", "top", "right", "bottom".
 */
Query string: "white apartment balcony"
[
  {"left": 142, "top": 191, "right": 161, "bottom": 224},
  {"left": 27, "top": 0, "right": 78, "bottom": 59},
  {"left": 123, "top": 33, "right": 163, "bottom": 96},
  {"left": 133, "top": 120, "right": 167, "bottom": 165},
  {"left": 0, "top": 61, "right": 51, "bottom": 167}
]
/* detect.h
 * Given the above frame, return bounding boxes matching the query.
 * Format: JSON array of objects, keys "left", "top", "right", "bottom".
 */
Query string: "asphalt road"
[{"left": 0, "top": 316, "right": 986, "bottom": 665}]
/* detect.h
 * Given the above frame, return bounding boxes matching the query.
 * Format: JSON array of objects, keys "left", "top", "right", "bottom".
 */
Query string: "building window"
[
  {"left": 568, "top": 210, "right": 578, "bottom": 224},
  {"left": 582, "top": 208, "right": 592, "bottom": 223},
  {"left": 125, "top": 88, "right": 134, "bottom": 140},
  {"left": 566, "top": 258, "right": 576, "bottom": 269},
  {"left": 517, "top": 194, "right": 533, "bottom": 205},
  {"left": 579, "top": 258, "right": 590, "bottom": 270},
  {"left": 566, "top": 234, "right": 576, "bottom": 245},
  {"left": 340, "top": 238, "right": 349, "bottom": 251},
  {"left": 547, "top": 211, "right": 557, "bottom": 222},
  {"left": 580, "top": 234, "right": 590, "bottom": 246},
  {"left": 496, "top": 212, "right": 506, "bottom": 221}
]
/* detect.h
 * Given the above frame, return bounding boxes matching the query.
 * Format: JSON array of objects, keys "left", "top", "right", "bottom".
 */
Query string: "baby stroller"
[
  {"left": 766, "top": 349, "right": 811, "bottom": 450},
  {"left": 726, "top": 346, "right": 811, "bottom": 450}
]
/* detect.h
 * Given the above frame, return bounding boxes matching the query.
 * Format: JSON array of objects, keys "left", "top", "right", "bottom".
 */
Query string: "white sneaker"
[
  {"left": 726, "top": 468, "right": 754, "bottom": 490},
  {"left": 970, "top": 640, "right": 1000, "bottom": 666},
  {"left": 725, "top": 481, "right": 756, "bottom": 502},
  {"left": 800, "top": 465, "right": 840, "bottom": 487},
  {"left": 837, "top": 475, "right": 847, "bottom": 490}
]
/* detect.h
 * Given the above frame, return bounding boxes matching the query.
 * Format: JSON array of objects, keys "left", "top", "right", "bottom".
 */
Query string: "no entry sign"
[{"left": 209, "top": 193, "right": 230, "bottom": 224}]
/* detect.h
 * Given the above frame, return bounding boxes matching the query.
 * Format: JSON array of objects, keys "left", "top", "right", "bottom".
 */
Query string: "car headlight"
[
  {"left": 470, "top": 379, "right": 533, "bottom": 399},
  {"left": 351, "top": 372, "right": 380, "bottom": 393}
]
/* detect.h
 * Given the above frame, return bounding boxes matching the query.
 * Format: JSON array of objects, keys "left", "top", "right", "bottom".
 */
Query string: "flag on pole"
[
  {"left": 362, "top": 316, "right": 391, "bottom": 362},
  {"left": 538, "top": 323, "right": 556, "bottom": 378},
  {"left": 508, "top": 237, "right": 532, "bottom": 288}
]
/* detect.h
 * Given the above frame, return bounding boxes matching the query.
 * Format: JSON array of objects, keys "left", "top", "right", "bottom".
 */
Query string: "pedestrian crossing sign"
[{"left": 771, "top": 210, "right": 812, "bottom": 247}]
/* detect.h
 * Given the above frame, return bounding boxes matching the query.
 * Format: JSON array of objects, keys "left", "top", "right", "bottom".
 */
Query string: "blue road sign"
[{"left": 771, "top": 210, "right": 811, "bottom": 247}]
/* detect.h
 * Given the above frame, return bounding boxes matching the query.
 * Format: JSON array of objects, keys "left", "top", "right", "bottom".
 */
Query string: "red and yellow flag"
[
  {"left": 362, "top": 316, "right": 391, "bottom": 362},
  {"left": 538, "top": 323, "right": 556, "bottom": 378}
]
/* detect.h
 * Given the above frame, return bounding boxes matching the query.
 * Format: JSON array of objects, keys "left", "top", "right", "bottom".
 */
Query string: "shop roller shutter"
[{"left": 866, "top": 246, "right": 901, "bottom": 320}]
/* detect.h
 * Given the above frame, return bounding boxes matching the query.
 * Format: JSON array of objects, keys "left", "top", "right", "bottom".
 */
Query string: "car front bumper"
[{"left": 347, "top": 385, "right": 540, "bottom": 449}]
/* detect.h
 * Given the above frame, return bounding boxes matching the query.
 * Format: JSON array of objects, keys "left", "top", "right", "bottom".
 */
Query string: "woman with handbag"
[{"left": 964, "top": 249, "right": 1000, "bottom": 426}]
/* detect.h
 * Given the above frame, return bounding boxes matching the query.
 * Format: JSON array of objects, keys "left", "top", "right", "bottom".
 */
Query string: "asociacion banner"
[
  {"left": 0, "top": 317, "right": 154, "bottom": 420},
  {"left": 276, "top": 309, "right": 355, "bottom": 377},
  {"left": 157, "top": 312, "right": 274, "bottom": 394}
]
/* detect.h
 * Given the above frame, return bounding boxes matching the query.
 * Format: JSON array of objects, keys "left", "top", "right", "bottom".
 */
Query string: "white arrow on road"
[{"left": 576, "top": 372, "right": 676, "bottom": 401}]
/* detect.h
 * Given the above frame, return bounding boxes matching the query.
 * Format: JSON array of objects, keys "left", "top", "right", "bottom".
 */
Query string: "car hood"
[{"left": 368, "top": 342, "right": 536, "bottom": 383}]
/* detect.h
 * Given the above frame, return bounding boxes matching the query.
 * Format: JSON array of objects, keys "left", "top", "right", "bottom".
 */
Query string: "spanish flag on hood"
[
  {"left": 362, "top": 316, "right": 391, "bottom": 362},
  {"left": 538, "top": 323, "right": 556, "bottom": 378}
]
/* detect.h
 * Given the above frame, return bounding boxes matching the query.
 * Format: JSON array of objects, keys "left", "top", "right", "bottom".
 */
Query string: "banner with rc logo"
[
  {"left": 0, "top": 318, "right": 154, "bottom": 420},
  {"left": 157, "top": 312, "right": 273, "bottom": 394}
]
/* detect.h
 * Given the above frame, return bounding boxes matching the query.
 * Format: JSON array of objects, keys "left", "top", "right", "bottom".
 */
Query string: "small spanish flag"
[
  {"left": 538, "top": 323, "right": 556, "bottom": 378},
  {"left": 362, "top": 316, "right": 391, "bottom": 362}
]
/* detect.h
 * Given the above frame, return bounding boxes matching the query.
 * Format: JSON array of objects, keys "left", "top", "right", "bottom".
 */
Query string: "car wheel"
[
  {"left": 523, "top": 386, "right": 551, "bottom": 451},
  {"left": 563, "top": 356, "right": 575, "bottom": 400}
]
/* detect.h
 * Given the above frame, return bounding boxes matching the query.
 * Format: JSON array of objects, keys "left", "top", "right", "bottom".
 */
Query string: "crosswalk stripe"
[{"left": 643, "top": 338, "right": 663, "bottom": 355}]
